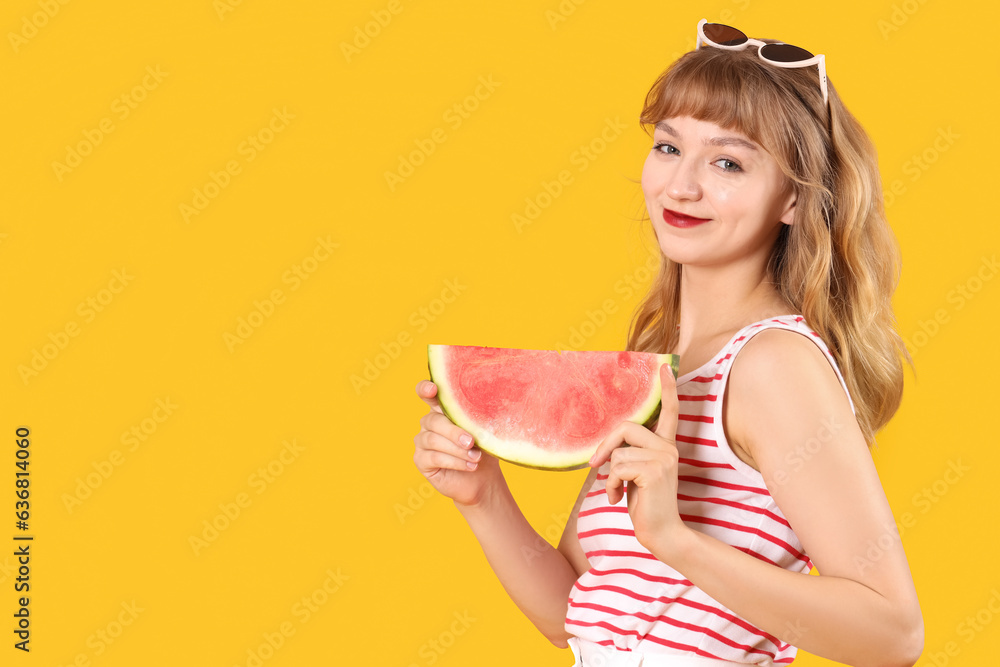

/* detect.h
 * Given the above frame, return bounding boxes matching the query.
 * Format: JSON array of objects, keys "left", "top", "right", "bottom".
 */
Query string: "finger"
[
  {"left": 420, "top": 411, "right": 476, "bottom": 450},
  {"left": 589, "top": 422, "right": 666, "bottom": 468},
  {"left": 606, "top": 457, "right": 654, "bottom": 505},
  {"left": 415, "top": 380, "right": 444, "bottom": 414},
  {"left": 609, "top": 445, "right": 662, "bottom": 465},
  {"left": 604, "top": 446, "right": 644, "bottom": 503},
  {"left": 605, "top": 466, "right": 626, "bottom": 505},
  {"left": 415, "top": 429, "right": 482, "bottom": 465},
  {"left": 612, "top": 447, "right": 676, "bottom": 483},
  {"left": 654, "top": 364, "right": 679, "bottom": 440},
  {"left": 604, "top": 451, "right": 634, "bottom": 505},
  {"left": 414, "top": 442, "right": 481, "bottom": 473},
  {"left": 589, "top": 422, "right": 629, "bottom": 468}
]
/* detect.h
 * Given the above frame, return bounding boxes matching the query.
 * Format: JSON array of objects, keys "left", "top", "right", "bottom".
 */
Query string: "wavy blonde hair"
[{"left": 627, "top": 45, "right": 912, "bottom": 447}]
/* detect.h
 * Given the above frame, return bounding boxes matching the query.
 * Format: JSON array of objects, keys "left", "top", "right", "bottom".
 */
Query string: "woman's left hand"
[{"left": 588, "top": 364, "right": 688, "bottom": 555}]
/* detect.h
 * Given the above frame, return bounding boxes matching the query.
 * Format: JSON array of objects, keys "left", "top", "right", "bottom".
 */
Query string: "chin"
[
  {"left": 654, "top": 232, "right": 696, "bottom": 265},
  {"left": 656, "top": 244, "right": 693, "bottom": 266}
]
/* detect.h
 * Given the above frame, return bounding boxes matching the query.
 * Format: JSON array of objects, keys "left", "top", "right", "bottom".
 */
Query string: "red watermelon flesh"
[{"left": 427, "top": 345, "right": 679, "bottom": 471}]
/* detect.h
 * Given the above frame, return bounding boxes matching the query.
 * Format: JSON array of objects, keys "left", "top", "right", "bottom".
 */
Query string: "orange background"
[{"left": 2, "top": 1, "right": 997, "bottom": 665}]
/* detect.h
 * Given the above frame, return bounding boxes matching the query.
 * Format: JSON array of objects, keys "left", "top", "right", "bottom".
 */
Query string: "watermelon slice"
[{"left": 427, "top": 345, "right": 679, "bottom": 471}]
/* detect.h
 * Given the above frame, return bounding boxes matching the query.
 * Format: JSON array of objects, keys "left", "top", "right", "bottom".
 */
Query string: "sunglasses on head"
[{"left": 695, "top": 18, "right": 828, "bottom": 107}]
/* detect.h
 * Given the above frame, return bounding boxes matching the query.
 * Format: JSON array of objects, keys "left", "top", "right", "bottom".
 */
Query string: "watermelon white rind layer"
[{"left": 427, "top": 345, "right": 680, "bottom": 472}]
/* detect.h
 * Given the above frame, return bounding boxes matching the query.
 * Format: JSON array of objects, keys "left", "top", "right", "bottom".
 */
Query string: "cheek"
[
  {"left": 640, "top": 155, "right": 659, "bottom": 197},
  {"left": 709, "top": 179, "right": 743, "bottom": 207}
]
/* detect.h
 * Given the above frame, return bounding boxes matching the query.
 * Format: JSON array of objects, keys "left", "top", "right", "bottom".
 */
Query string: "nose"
[{"left": 663, "top": 158, "right": 702, "bottom": 202}]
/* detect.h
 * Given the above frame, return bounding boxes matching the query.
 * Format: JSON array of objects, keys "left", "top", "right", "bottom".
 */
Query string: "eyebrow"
[{"left": 655, "top": 121, "right": 758, "bottom": 152}]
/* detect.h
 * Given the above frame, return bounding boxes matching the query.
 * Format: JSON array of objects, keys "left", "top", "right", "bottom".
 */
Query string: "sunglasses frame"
[{"left": 695, "top": 18, "right": 828, "bottom": 107}]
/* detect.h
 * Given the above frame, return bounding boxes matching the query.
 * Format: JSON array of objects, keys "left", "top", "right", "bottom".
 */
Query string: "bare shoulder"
[
  {"left": 722, "top": 329, "right": 919, "bottom": 631},
  {"left": 725, "top": 327, "right": 858, "bottom": 469},
  {"left": 732, "top": 327, "right": 847, "bottom": 394}
]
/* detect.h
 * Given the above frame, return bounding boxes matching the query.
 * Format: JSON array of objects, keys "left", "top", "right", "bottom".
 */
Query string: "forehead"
[{"left": 653, "top": 117, "right": 760, "bottom": 151}]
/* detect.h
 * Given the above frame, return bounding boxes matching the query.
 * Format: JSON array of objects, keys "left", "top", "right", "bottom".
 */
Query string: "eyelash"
[{"left": 651, "top": 142, "right": 743, "bottom": 173}]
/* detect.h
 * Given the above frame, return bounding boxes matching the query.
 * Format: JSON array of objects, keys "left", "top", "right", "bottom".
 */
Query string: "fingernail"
[
  {"left": 466, "top": 460, "right": 477, "bottom": 470},
  {"left": 460, "top": 434, "right": 473, "bottom": 447},
  {"left": 469, "top": 449, "right": 482, "bottom": 462}
]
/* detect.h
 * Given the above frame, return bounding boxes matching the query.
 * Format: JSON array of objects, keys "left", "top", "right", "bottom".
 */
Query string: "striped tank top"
[{"left": 565, "top": 315, "right": 856, "bottom": 665}]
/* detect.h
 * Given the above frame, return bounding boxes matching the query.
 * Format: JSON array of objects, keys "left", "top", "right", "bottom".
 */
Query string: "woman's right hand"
[{"left": 414, "top": 379, "right": 504, "bottom": 508}]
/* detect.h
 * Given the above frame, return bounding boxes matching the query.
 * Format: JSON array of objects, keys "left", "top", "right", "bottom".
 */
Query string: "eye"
[
  {"left": 713, "top": 158, "right": 742, "bottom": 172},
  {"left": 652, "top": 142, "right": 679, "bottom": 156}
]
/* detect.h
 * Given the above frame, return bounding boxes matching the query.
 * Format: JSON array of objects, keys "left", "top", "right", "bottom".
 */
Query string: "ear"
[{"left": 778, "top": 188, "right": 797, "bottom": 226}]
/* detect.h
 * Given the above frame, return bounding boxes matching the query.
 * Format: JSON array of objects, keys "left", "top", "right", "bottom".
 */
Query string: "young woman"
[{"left": 413, "top": 20, "right": 923, "bottom": 667}]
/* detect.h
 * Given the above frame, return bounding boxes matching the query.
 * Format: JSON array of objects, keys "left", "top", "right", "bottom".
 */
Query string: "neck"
[{"left": 676, "top": 256, "right": 793, "bottom": 353}]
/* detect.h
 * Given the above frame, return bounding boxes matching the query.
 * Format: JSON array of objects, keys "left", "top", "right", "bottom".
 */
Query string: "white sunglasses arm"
[{"left": 761, "top": 53, "right": 829, "bottom": 106}]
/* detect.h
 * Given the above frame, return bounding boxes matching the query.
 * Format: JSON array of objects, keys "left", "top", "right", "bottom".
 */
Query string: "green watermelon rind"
[{"left": 427, "top": 345, "right": 680, "bottom": 472}]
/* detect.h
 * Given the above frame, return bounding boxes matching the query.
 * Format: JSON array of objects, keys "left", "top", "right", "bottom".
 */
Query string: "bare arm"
[
  {"left": 558, "top": 466, "right": 597, "bottom": 578},
  {"left": 455, "top": 468, "right": 592, "bottom": 647},
  {"left": 414, "top": 380, "right": 591, "bottom": 647}
]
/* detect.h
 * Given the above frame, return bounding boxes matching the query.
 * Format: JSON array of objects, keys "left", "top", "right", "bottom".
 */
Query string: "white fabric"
[{"left": 569, "top": 637, "right": 760, "bottom": 666}]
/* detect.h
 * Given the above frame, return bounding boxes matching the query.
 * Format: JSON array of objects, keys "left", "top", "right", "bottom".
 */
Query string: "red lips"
[{"left": 662, "top": 208, "right": 710, "bottom": 228}]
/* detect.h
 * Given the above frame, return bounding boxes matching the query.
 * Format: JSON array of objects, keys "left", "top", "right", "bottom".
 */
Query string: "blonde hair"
[{"left": 627, "top": 45, "right": 912, "bottom": 447}]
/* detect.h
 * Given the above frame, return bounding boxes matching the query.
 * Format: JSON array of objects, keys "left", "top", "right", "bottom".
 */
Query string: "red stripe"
[
  {"left": 678, "top": 394, "right": 718, "bottom": 401},
  {"left": 567, "top": 601, "right": 780, "bottom": 660},
  {"left": 676, "top": 493, "right": 791, "bottom": 528},
  {"left": 577, "top": 506, "right": 811, "bottom": 564},
  {"left": 572, "top": 582, "right": 658, "bottom": 604},
  {"left": 582, "top": 504, "right": 805, "bottom": 563},
  {"left": 679, "top": 515, "right": 809, "bottom": 564},
  {"left": 570, "top": 582, "right": 785, "bottom": 646},
  {"left": 678, "top": 475, "right": 770, "bottom": 496},
  {"left": 578, "top": 520, "right": 804, "bottom": 565},
  {"left": 563, "top": 617, "right": 640, "bottom": 639},
  {"left": 565, "top": 617, "right": 722, "bottom": 658},
  {"left": 563, "top": 617, "right": 655, "bottom": 644},
  {"left": 569, "top": 601, "right": 784, "bottom": 660},
  {"left": 678, "top": 413, "right": 714, "bottom": 423},
  {"left": 733, "top": 546, "right": 781, "bottom": 567},
  {"left": 578, "top": 527, "right": 635, "bottom": 540},
  {"left": 578, "top": 505, "right": 628, "bottom": 518},
  {"left": 677, "top": 457, "right": 734, "bottom": 470},
  {"left": 675, "top": 434, "right": 717, "bottom": 447},
  {"left": 641, "top": 632, "right": 778, "bottom": 660},
  {"left": 585, "top": 567, "right": 691, "bottom": 587},
  {"left": 582, "top": 550, "right": 658, "bottom": 561},
  {"left": 688, "top": 373, "right": 722, "bottom": 383},
  {"left": 652, "top": 619, "right": 784, "bottom": 658}
]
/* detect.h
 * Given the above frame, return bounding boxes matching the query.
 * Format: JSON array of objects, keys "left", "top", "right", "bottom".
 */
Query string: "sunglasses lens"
[
  {"left": 760, "top": 42, "right": 814, "bottom": 63},
  {"left": 703, "top": 23, "right": 747, "bottom": 47}
]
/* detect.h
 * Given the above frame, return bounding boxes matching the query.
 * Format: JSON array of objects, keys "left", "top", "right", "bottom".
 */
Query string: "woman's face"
[{"left": 641, "top": 115, "right": 795, "bottom": 271}]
